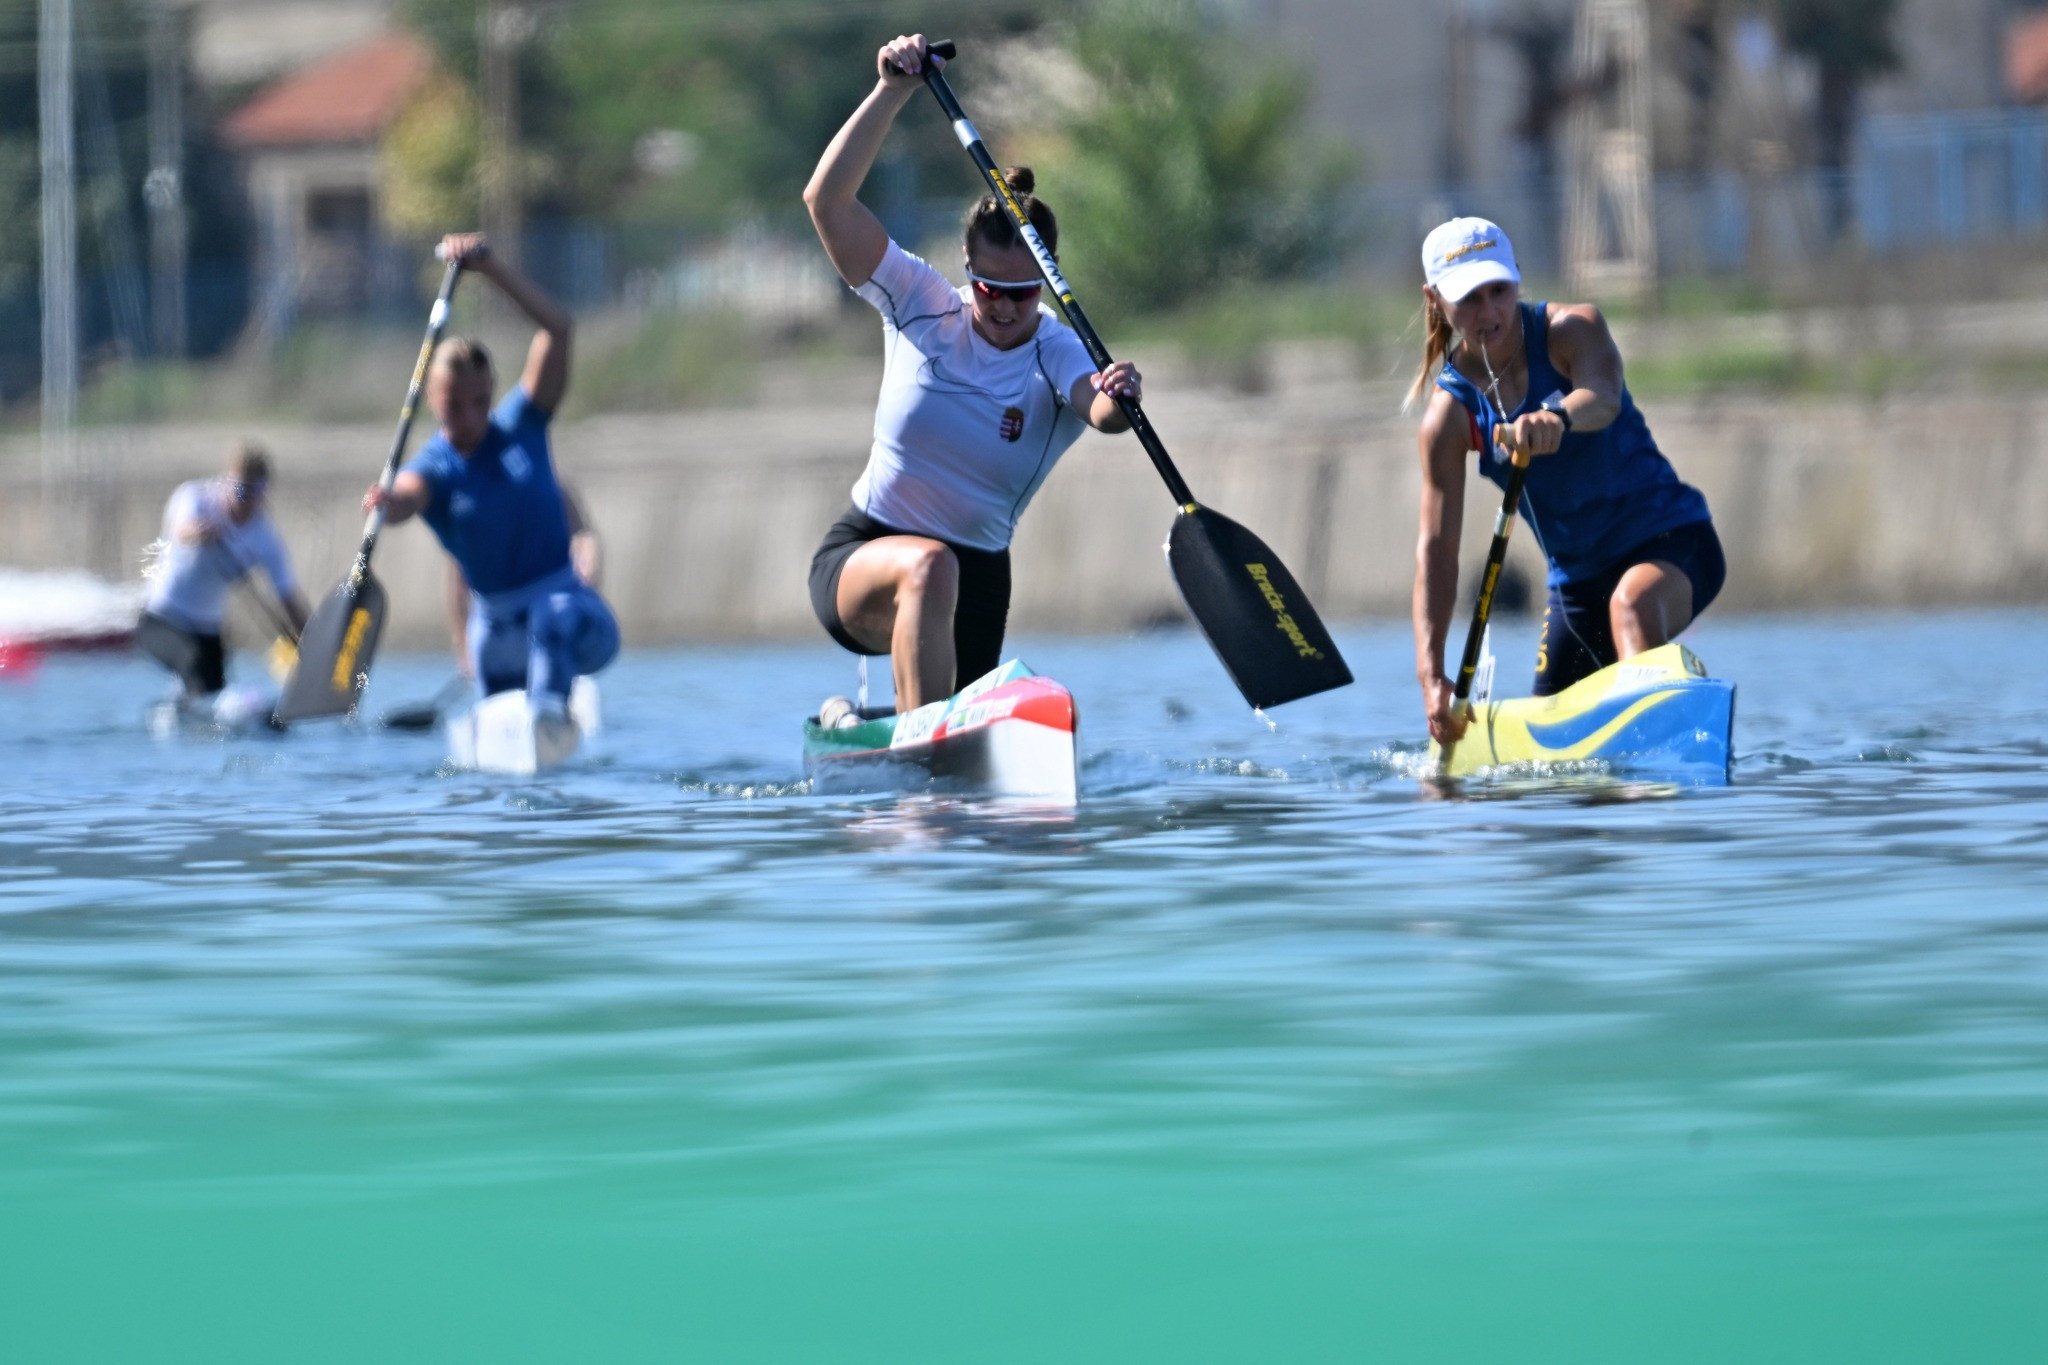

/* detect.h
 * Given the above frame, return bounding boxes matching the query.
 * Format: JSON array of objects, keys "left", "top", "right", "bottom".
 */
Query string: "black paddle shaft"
[
  {"left": 918, "top": 47, "right": 1197, "bottom": 510},
  {"left": 1451, "top": 429, "right": 1532, "bottom": 709},
  {"left": 350, "top": 259, "right": 465, "bottom": 589}
]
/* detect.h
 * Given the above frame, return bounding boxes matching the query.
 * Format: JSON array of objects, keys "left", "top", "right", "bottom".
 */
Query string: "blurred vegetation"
[
  {"left": 1776, "top": 0, "right": 1902, "bottom": 171},
  {"left": 11, "top": 0, "right": 2028, "bottom": 428},
  {"left": 1624, "top": 337, "right": 1949, "bottom": 403},
  {"left": 0, "top": 0, "right": 250, "bottom": 404},
  {"left": 1115, "top": 280, "right": 1412, "bottom": 394},
  {"left": 1045, "top": 0, "right": 1356, "bottom": 321},
  {"left": 379, "top": 75, "right": 484, "bottom": 235},
  {"left": 395, "top": 0, "right": 1058, "bottom": 240},
  {"left": 567, "top": 311, "right": 757, "bottom": 414}
]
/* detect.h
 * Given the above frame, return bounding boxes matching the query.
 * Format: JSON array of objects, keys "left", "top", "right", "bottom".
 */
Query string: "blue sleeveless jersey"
[
  {"left": 1436, "top": 302, "right": 1709, "bottom": 585},
  {"left": 403, "top": 387, "right": 572, "bottom": 595}
]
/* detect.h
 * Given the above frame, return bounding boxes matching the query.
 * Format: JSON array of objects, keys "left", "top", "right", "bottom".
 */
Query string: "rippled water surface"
[{"left": 2, "top": 614, "right": 2045, "bottom": 1362}]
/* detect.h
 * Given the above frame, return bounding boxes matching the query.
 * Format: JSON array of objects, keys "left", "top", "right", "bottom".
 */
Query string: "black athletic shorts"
[
  {"left": 1533, "top": 520, "right": 1726, "bottom": 696},
  {"left": 136, "top": 611, "right": 226, "bottom": 695},
  {"left": 808, "top": 506, "right": 1013, "bottom": 687}
]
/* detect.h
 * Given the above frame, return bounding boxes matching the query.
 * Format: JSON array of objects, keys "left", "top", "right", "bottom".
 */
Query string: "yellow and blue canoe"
[{"left": 1433, "top": 642, "right": 1735, "bottom": 781}]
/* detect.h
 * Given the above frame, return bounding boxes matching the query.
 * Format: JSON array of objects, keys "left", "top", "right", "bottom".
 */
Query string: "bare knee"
[
  {"left": 898, "top": 542, "right": 959, "bottom": 610},
  {"left": 1610, "top": 563, "right": 1691, "bottom": 653}
]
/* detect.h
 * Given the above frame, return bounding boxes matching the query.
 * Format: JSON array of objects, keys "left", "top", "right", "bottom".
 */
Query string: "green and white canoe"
[{"left": 803, "top": 661, "right": 1079, "bottom": 803}]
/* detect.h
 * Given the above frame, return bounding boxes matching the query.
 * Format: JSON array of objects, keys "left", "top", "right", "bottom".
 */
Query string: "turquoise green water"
[{"left": 2, "top": 614, "right": 2045, "bottom": 1361}]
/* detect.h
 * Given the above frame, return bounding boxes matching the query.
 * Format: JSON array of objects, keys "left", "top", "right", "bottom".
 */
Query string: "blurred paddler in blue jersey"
[
  {"left": 363, "top": 233, "right": 618, "bottom": 730},
  {"left": 1408, "top": 217, "right": 1724, "bottom": 747}
]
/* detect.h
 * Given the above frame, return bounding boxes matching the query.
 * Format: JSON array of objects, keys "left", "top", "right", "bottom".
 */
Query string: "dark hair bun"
[{"left": 965, "top": 167, "right": 1058, "bottom": 257}]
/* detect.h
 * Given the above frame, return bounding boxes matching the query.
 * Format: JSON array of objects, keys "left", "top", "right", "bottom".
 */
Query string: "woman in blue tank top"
[{"left": 1409, "top": 217, "right": 1724, "bottom": 746}]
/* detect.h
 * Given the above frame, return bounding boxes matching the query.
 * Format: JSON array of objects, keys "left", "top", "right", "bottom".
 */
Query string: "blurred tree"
[
  {"left": 1047, "top": 0, "right": 1355, "bottom": 318},
  {"left": 1777, "top": 0, "right": 1901, "bottom": 224},
  {"left": 380, "top": 75, "right": 482, "bottom": 235},
  {"left": 397, "top": 0, "right": 1058, "bottom": 254},
  {"left": 1670, "top": 0, "right": 1723, "bottom": 176}
]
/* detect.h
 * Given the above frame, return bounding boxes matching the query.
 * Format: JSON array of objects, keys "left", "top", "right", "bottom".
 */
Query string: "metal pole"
[
  {"left": 40, "top": 0, "right": 78, "bottom": 482},
  {"left": 479, "top": 2, "right": 526, "bottom": 271},
  {"left": 147, "top": 0, "right": 187, "bottom": 359}
]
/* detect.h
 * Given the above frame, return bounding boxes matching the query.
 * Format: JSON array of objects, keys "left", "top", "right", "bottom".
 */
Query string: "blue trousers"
[{"left": 470, "top": 570, "right": 619, "bottom": 704}]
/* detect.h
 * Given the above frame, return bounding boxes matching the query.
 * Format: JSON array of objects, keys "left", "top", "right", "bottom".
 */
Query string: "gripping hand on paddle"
[
  {"left": 878, "top": 33, "right": 943, "bottom": 86},
  {"left": 438, "top": 232, "right": 491, "bottom": 270},
  {"left": 363, "top": 471, "right": 430, "bottom": 525},
  {"left": 1497, "top": 410, "right": 1566, "bottom": 460},
  {"left": 1081, "top": 361, "right": 1142, "bottom": 433},
  {"left": 1423, "top": 674, "right": 1468, "bottom": 745}
]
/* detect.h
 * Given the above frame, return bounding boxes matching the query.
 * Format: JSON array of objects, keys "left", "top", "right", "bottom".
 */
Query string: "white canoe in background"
[
  {"left": 446, "top": 676, "right": 602, "bottom": 776},
  {"left": 147, "top": 684, "right": 282, "bottom": 739}
]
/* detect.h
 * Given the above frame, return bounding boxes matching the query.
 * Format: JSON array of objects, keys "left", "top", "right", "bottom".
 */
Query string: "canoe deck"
[
  {"left": 803, "top": 661, "right": 1079, "bottom": 803},
  {"left": 147, "top": 684, "right": 285, "bottom": 739},
  {"left": 1433, "top": 642, "right": 1735, "bottom": 782},
  {"left": 447, "top": 676, "right": 602, "bottom": 775}
]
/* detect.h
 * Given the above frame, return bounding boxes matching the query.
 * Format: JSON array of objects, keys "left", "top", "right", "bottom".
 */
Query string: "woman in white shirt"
[{"left": 802, "top": 32, "right": 1143, "bottom": 710}]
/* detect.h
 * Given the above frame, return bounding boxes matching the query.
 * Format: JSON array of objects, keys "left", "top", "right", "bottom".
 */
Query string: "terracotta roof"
[
  {"left": 2009, "top": 13, "right": 2048, "bottom": 104},
  {"left": 224, "top": 31, "right": 436, "bottom": 148}
]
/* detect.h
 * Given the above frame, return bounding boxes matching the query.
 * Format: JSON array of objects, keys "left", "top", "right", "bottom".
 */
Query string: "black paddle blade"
[
  {"left": 274, "top": 575, "right": 387, "bottom": 722},
  {"left": 377, "top": 701, "right": 441, "bottom": 731},
  {"left": 1165, "top": 506, "right": 1352, "bottom": 709}
]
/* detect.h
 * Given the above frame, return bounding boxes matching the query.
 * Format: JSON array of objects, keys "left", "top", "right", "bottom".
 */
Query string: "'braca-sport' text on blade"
[
  {"left": 274, "top": 576, "right": 386, "bottom": 722},
  {"left": 1165, "top": 507, "right": 1352, "bottom": 710},
  {"left": 1433, "top": 643, "right": 1736, "bottom": 783},
  {"left": 803, "top": 661, "right": 1078, "bottom": 804}
]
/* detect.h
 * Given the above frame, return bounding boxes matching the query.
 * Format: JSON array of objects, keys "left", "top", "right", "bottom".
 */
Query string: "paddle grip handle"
[
  {"left": 882, "top": 38, "right": 955, "bottom": 78},
  {"left": 1492, "top": 423, "right": 1532, "bottom": 468},
  {"left": 918, "top": 53, "right": 1199, "bottom": 511}
]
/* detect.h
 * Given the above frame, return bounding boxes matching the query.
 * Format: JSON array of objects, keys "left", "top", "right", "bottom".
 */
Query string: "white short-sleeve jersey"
[
  {"left": 143, "top": 479, "right": 298, "bottom": 632},
  {"left": 850, "top": 240, "right": 1099, "bottom": 552}
]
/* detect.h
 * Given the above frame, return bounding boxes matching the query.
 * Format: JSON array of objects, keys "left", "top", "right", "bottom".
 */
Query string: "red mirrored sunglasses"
[{"left": 966, "top": 269, "right": 1042, "bottom": 303}]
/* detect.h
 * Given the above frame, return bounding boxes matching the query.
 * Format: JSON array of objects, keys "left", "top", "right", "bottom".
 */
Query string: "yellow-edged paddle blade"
[
  {"left": 1164, "top": 506, "right": 1352, "bottom": 710},
  {"left": 274, "top": 575, "right": 387, "bottom": 722}
]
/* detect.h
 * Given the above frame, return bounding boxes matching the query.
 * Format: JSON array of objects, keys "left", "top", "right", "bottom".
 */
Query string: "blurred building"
[
  {"left": 1245, "top": 0, "right": 2041, "bottom": 281},
  {"left": 222, "top": 31, "right": 435, "bottom": 333},
  {"left": 2007, "top": 9, "right": 2048, "bottom": 105},
  {"left": 165, "top": 0, "right": 2044, "bottom": 325}
]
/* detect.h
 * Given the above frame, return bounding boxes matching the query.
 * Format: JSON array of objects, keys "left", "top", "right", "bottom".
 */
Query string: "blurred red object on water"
[{"left": 0, "top": 638, "right": 45, "bottom": 680}]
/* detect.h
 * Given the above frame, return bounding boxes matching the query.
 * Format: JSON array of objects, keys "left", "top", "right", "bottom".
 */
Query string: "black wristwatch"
[{"left": 1540, "top": 394, "right": 1574, "bottom": 432}]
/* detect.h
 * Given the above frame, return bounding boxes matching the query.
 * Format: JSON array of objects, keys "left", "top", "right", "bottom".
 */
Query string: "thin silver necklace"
[{"left": 1463, "top": 317, "right": 1524, "bottom": 438}]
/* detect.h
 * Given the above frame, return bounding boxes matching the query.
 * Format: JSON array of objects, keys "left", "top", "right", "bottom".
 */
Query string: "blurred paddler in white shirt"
[
  {"left": 139, "top": 443, "right": 310, "bottom": 697},
  {"left": 801, "top": 32, "right": 1145, "bottom": 714}
]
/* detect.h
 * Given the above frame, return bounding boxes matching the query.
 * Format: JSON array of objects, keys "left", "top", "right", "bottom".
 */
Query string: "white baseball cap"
[{"left": 1422, "top": 217, "right": 1520, "bottom": 302}]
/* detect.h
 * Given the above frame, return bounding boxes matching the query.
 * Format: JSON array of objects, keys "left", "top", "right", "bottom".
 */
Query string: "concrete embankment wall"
[{"left": 6, "top": 348, "right": 2048, "bottom": 651}]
